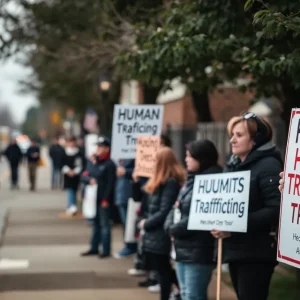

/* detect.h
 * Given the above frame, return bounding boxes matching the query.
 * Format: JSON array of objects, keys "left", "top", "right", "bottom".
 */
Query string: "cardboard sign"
[
  {"left": 111, "top": 105, "right": 164, "bottom": 161},
  {"left": 188, "top": 171, "right": 250, "bottom": 233},
  {"left": 135, "top": 136, "right": 161, "bottom": 177},
  {"left": 85, "top": 134, "right": 98, "bottom": 158},
  {"left": 278, "top": 108, "right": 300, "bottom": 268}
]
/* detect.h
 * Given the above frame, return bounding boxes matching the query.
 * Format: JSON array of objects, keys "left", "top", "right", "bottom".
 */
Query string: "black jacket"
[
  {"left": 81, "top": 156, "right": 116, "bottom": 205},
  {"left": 49, "top": 144, "right": 65, "bottom": 169},
  {"left": 4, "top": 144, "right": 23, "bottom": 165},
  {"left": 143, "top": 178, "right": 181, "bottom": 256},
  {"left": 26, "top": 145, "right": 40, "bottom": 164},
  {"left": 165, "top": 165, "right": 223, "bottom": 264},
  {"left": 222, "top": 143, "right": 283, "bottom": 263}
]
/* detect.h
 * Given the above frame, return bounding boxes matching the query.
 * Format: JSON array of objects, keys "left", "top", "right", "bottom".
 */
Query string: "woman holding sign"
[
  {"left": 138, "top": 147, "right": 185, "bottom": 300},
  {"left": 165, "top": 140, "right": 222, "bottom": 300},
  {"left": 211, "top": 113, "right": 282, "bottom": 300}
]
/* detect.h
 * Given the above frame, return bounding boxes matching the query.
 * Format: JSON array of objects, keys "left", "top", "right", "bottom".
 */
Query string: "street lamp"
[
  {"left": 98, "top": 74, "right": 111, "bottom": 135},
  {"left": 99, "top": 74, "right": 111, "bottom": 93}
]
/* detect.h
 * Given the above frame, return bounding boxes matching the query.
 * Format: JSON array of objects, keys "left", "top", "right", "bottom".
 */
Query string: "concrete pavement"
[{"left": 0, "top": 156, "right": 236, "bottom": 300}]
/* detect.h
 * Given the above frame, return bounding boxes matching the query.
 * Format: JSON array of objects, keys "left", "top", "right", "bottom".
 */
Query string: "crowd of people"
[
  {"left": 1, "top": 112, "right": 284, "bottom": 300},
  {"left": 2, "top": 137, "right": 41, "bottom": 191}
]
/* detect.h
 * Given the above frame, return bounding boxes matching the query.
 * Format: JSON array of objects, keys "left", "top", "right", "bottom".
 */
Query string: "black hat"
[
  {"left": 96, "top": 136, "right": 110, "bottom": 147},
  {"left": 186, "top": 139, "right": 219, "bottom": 172}
]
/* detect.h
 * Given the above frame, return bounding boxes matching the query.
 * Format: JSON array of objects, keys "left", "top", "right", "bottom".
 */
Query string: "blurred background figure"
[
  {"left": 49, "top": 136, "right": 65, "bottom": 190},
  {"left": 25, "top": 138, "right": 41, "bottom": 191},
  {"left": 3, "top": 137, "right": 23, "bottom": 190},
  {"left": 81, "top": 136, "right": 116, "bottom": 258},
  {"left": 62, "top": 137, "right": 83, "bottom": 215}
]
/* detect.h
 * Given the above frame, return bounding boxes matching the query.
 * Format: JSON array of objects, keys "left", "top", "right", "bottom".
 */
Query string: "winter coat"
[
  {"left": 26, "top": 145, "right": 40, "bottom": 164},
  {"left": 49, "top": 144, "right": 65, "bottom": 169},
  {"left": 115, "top": 159, "right": 135, "bottom": 206},
  {"left": 143, "top": 178, "right": 181, "bottom": 256},
  {"left": 165, "top": 165, "right": 223, "bottom": 264},
  {"left": 222, "top": 142, "right": 283, "bottom": 263},
  {"left": 4, "top": 144, "right": 23, "bottom": 166},
  {"left": 62, "top": 147, "right": 83, "bottom": 190},
  {"left": 81, "top": 155, "right": 116, "bottom": 205}
]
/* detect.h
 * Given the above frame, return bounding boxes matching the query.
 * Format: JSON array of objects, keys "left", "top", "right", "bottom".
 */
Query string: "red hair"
[{"left": 144, "top": 147, "right": 185, "bottom": 194}]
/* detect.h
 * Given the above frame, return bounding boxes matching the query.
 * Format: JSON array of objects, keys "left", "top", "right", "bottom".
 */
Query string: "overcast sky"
[
  {"left": 0, "top": 1, "right": 38, "bottom": 124},
  {"left": 0, "top": 57, "right": 38, "bottom": 124}
]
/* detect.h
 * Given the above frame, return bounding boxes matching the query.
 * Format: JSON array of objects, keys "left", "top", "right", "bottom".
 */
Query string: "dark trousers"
[
  {"left": 28, "top": 163, "right": 38, "bottom": 190},
  {"left": 10, "top": 164, "right": 19, "bottom": 186},
  {"left": 229, "top": 261, "right": 276, "bottom": 300},
  {"left": 90, "top": 206, "right": 111, "bottom": 255},
  {"left": 145, "top": 252, "right": 172, "bottom": 300}
]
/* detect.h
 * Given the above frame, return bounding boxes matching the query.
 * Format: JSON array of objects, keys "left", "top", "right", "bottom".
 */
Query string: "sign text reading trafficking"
[
  {"left": 111, "top": 105, "right": 163, "bottom": 161},
  {"left": 188, "top": 171, "right": 250, "bottom": 233}
]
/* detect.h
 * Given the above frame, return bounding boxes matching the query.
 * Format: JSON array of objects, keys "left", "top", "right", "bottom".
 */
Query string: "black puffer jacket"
[
  {"left": 143, "top": 178, "right": 181, "bottom": 256},
  {"left": 223, "top": 143, "right": 283, "bottom": 263},
  {"left": 165, "top": 165, "right": 222, "bottom": 264}
]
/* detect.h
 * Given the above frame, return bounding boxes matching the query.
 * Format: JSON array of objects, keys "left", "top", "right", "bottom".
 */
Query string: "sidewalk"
[{"left": 0, "top": 159, "right": 236, "bottom": 300}]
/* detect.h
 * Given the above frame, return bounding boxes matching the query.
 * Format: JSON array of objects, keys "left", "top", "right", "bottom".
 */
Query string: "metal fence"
[{"left": 168, "top": 118, "right": 287, "bottom": 167}]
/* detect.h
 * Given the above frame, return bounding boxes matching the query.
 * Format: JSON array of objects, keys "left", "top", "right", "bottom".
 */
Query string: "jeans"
[
  {"left": 229, "top": 261, "right": 276, "bottom": 300},
  {"left": 118, "top": 203, "right": 128, "bottom": 227},
  {"left": 10, "top": 164, "right": 19, "bottom": 186},
  {"left": 52, "top": 165, "right": 62, "bottom": 189},
  {"left": 66, "top": 188, "right": 77, "bottom": 208},
  {"left": 176, "top": 262, "right": 214, "bottom": 300},
  {"left": 90, "top": 207, "right": 111, "bottom": 255}
]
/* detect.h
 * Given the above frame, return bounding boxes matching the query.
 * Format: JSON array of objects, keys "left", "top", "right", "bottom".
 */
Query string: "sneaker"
[
  {"left": 128, "top": 268, "right": 147, "bottom": 276},
  {"left": 148, "top": 284, "right": 161, "bottom": 293},
  {"left": 114, "top": 247, "right": 136, "bottom": 259},
  {"left": 138, "top": 279, "right": 158, "bottom": 287},
  {"left": 66, "top": 205, "right": 78, "bottom": 216}
]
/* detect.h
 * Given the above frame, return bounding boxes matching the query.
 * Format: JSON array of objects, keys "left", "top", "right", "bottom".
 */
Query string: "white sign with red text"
[{"left": 278, "top": 108, "right": 300, "bottom": 268}]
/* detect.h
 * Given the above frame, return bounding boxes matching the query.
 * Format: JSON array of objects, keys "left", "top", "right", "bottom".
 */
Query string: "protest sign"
[
  {"left": 85, "top": 134, "right": 98, "bottom": 158},
  {"left": 111, "top": 105, "right": 164, "bottom": 161},
  {"left": 188, "top": 171, "right": 250, "bottom": 232},
  {"left": 135, "top": 136, "right": 161, "bottom": 177},
  {"left": 278, "top": 108, "right": 300, "bottom": 269}
]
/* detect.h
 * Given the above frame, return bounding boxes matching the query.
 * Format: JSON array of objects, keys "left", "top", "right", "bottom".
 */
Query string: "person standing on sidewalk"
[
  {"left": 25, "top": 138, "right": 41, "bottom": 191},
  {"left": 3, "top": 138, "right": 23, "bottom": 189},
  {"left": 49, "top": 137, "right": 64, "bottom": 189},
  {"left": 114, "top": 158, "right": 137, "bottom": 259},
  {"left": 211, "top": 113, "right": 282, "bottom": 300},
  {"left": 81, "top": 136, "right": 116, "bottom": 258},
  {"left": 165, "top": 140, "right": 222, "bottom": 300},
  {"left": 139, "top": 147, "right": 185, "bottom": 300},
  {"left": 62, "top": 137, "right": 83, "bottom": 215}
]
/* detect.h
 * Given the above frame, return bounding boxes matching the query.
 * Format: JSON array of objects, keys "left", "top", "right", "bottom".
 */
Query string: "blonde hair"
[
  {"left": 144, "top": 147, "right": 186, "bottom": 194},
  {"left": 227, "top": 114, "right": 273, "bottom": 141}
]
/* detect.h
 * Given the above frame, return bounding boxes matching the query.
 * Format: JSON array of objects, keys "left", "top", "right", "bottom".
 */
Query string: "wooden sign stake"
[{"left": 217, "top": 238, "right": 223, "bottom": 300}]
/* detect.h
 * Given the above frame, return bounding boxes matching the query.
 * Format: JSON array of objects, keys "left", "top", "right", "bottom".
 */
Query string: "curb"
[{"left": 0, "top": 208, "right": 9, "bottom": 246}]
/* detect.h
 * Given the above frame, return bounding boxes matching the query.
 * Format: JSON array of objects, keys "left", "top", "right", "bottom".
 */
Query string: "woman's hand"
[
  {"left": 138, "top": 219, "right": 145, "bottom": 229},
  {"left": 132, "top": 170, "right": 139, "bottom": 183},
  {"left": 279, "top": 172, "right": 284, "bottom": 193},
  {"left": 68, "top": 169, "right": 75, "bottom": 177},
  {"left": 211, "top": 230, "right": 231, "bottom": 239},
  {"left": 90, "top": 178, "right": 97, "bottom": 185}
]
